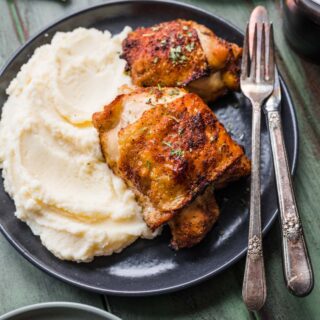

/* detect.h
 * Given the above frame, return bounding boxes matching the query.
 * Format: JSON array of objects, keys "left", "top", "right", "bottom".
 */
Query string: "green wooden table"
[{"left": 1, "top": 0, "right": 319, "bottom": 319}]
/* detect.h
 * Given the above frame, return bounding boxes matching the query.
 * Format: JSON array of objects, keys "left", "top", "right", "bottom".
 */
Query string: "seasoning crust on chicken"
[
  {"left": 117, "top": 92, "right": 245, "bottom": 214},
  {"left": 93, "top": 87, "right": 250, "bottom": 232},
  {"left": 122, "top": 19, "right": 242, "bottom": 102},
  {"left": 93, "top": 87, "right": 187, "bottom": 229},
  {"left": 169, "top": 153, "right": 250, "bottom": 249},
  {"left": 169, "top": 186, "right": 220, "bottom": 249}
]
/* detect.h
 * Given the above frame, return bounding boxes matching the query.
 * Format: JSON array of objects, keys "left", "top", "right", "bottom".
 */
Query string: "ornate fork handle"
[
  {"left": 267, "top": 110, "right": 313, "bottom": 296},
  {"left": 242, "top": 102, "right": 266, "bottom": 311}
]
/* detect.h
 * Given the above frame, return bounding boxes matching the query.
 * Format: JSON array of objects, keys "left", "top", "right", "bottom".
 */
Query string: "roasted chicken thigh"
[
  {"left": 122, "top": 19, "right": 242, "bottom": 102},
  {"left": 93, "top": 87, "right": 250, "bottom": 248}
]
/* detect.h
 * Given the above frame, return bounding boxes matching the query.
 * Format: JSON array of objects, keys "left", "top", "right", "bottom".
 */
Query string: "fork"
[
  {"left": 241, "top": 22, "right": 275, "bottom": 311},
  {"left": 249, "top": 6, "right": 313, "bottom": 297}
]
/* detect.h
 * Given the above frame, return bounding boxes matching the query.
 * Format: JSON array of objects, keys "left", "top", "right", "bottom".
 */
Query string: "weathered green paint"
[{"left": 1, "top": 0, "right": 320, "bottom": 319}]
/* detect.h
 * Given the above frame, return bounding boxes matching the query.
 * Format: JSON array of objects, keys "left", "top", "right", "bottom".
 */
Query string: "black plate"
[{"left": 0, "top": 0, "right": 298, "bottom": 296}]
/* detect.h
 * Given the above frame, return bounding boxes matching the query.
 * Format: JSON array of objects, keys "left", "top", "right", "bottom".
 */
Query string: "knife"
[{"left": 249, "top": 6, "right": 313, "bottom": 296}]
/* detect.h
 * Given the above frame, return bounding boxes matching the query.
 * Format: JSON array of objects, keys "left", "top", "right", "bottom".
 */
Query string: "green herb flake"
[
  {"left": 180, "top": 55, "right": 187, "bottom": 62},
  {"left": 157, "top": 83, "right": 162, "bottom": 90},
  {"left": 163, "top": 141, "right": 173, "bottom": 148},
  {"left": 163, "top": 141, "right": 184, "bottom": 157},
  {"left": 169, "top": 46, "right": 188, "bottom": 64},
  {"left": 187, "top": 32, "right": 193, "bottom": 37},
  {"left": 146, "top": 98, "right": 152, "bottom": 104},
  {"left": 146, "top": 160, "right": 152, "bottom": 169},
  {"left": 170, "top": 149, "right": 185, "bottom": 157},
  {"left": 178, "top": 33, "right": 184, "bottom": 39},
  {"left": 185, "top": 42, "right": 195, "bottom": 52}
]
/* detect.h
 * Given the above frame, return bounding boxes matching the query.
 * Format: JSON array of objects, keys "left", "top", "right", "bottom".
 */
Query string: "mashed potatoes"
[{"left": 0, "top": 27, "right": 157, "bottom": 262}]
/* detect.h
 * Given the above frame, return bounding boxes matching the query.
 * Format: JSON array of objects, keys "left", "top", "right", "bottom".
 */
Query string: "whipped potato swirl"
[{"left": 0, "top": 27, "right": 157, "bottom": 262}]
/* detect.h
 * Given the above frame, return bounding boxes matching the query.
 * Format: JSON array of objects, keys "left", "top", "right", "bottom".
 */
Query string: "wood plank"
[
  {"left": 14, "top": 0, "right": 105, "bottom": 39},
  {"left": 0, "top": 236, "right": 105, "bottom": 314},
  {"left": 107, "top": 267, "right": 252, "bottom": 320},
  {"left": 0, "top": 1, "right": 20, "bottom": 65}
]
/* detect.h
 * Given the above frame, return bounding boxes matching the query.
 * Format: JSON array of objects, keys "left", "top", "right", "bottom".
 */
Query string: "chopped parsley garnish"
[
  {"left": 187, "top": 32, "right": 193, "bottom": 37},
  {"left": 169, "top": 46, "right": 188, "bottom": 64},
  {"left": 146, "top": 98, "right": 152, "bottom": 104},
  {"left": 146, "top": 160, "right": 152, "bottom": 169},
  {"left": 163, "top": 141, "right": 184, "bottom": 157},
  {"left": 170, "top": 149, "right": 185, "bottom": 157},
  {"left": 157, "top": 83, "right": 162, "bottom": 90},
  {"left": 186, "top": 42, "right": 195, "bottom": 52},
  {"left": 180, "top": 55, "right": 188, "bottom": 62},
  {"left": 163, "top": 141, "right": 173, "bottom": 148},
  {"left": 178, "top": 33, "right": 184, "bottom": 39}
]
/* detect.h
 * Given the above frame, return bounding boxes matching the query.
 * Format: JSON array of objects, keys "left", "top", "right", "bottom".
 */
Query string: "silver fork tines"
[
  {"left": 241, "top": 22, "right": 275, "bottom": 312},
  {"left": 241, "top": 23, "right": 274, "bottom": 103}
]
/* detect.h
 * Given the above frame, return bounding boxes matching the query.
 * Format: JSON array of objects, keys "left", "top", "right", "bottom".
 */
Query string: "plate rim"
[
  {"left": 0, "top": 302, "right": 121, "bottom": 320},
  {"left": 0, "top": 0, "right": 299, "bottom": 296}
]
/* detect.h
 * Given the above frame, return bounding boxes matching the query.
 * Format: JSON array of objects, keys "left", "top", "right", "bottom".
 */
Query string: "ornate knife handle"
[
  {"left": 267, "top": 110, "right": 313, "bottom": 296},
  {"left": 242, "top": 105, "right": 266, "bottom": 311}
]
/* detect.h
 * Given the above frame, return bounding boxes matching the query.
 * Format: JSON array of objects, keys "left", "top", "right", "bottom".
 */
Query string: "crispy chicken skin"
[
  {"left": 122, "top": 19, "right": 242, "bottom": 102},
  {"left": 93, "top": 87, "right": 187, "bottom": 229},
  {"left": 93, "top": 87, "right": 250, "bottom": 234},
  {"left": 117, "top": 92, "right": 245, "bottom": 215},
  {"left": 215, "top": 154, "right": 251, "bottom": 189},
  {"left": 170, "top": 154, "right": 250, "bottom": 249},
  {"left": 169, "top": 186, "right": 220, "bottom": 250}
]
